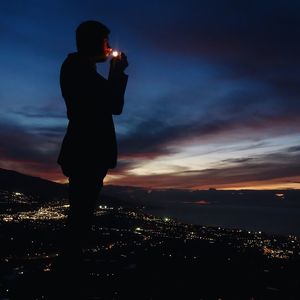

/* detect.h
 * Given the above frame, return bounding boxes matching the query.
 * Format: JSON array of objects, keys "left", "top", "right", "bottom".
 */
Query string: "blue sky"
[{"left": 0, "top": 0, "right": 300, "bottom": 189}]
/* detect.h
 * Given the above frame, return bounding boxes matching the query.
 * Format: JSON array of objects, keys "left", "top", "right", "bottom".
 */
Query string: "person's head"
[{"left": 76, "top": 20, "right": 111, "bottom": 62}]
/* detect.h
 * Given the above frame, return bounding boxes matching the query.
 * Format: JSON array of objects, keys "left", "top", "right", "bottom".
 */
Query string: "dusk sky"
[{"left": 1, "top": 0, "right": 300, "bottom": 190}]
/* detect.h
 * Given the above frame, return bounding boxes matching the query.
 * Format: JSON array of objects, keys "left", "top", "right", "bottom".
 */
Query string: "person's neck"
[{"left": 78, "top": 52, "right": 97, "bottom": 67}]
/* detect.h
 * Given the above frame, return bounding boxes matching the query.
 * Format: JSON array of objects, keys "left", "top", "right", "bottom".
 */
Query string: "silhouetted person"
[{"left": 57, "top": 21, "right": 128, "bottom": 257}]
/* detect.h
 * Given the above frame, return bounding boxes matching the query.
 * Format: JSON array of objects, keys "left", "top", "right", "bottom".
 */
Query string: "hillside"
[{"left": 0, "top": 168, "right": 67, "bottom": 201}]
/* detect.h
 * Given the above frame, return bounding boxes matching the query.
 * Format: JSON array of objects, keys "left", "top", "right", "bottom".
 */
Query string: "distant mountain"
[
  {"left": 0, "top": 168, "right": 142, "bottom": 208},
  {"left": 0, "top": 168, "right": 67, "bottom": 201},
  {"left": 1, "top": 167, "right": 299, "bottom": 208}
]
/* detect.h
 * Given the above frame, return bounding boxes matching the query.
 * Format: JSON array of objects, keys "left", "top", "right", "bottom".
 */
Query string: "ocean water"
[{"left": 146, "top": 203, "right": 300, "bottom": 237}]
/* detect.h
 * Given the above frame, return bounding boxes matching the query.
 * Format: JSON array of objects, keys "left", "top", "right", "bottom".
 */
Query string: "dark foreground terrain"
[{"left": 0, "top": 189, "right": 300, "bottom": 299}]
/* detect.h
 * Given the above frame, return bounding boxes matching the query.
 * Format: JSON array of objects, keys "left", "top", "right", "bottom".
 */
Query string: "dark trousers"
[{"left": 64, "top": 168, "right": 108, "bottom": 254}]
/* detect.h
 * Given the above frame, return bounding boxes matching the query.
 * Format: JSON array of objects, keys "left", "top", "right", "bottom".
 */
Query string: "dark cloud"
[
  {"left": 29, "top": 126, "right": 66, "bottom": 141},
  {"left": 287, "top": 146, "right": 300, "bottom": 153},
  {"left": 178, "top": 150, "right": 300, "bottom": 187},
  {"left": 221, "top": 158, "right": 254, "bottom": 164},
  {"left": 113, "top": 147, "right": 300, "bottom": 189},
  {"left": 119, "top": 106, "right": 300, "bottom": 159},
  {"left": 11, "top": 104, "right": 66, "bottom": 119},
  {"left": 0, "top": 120, "right": 62, "bottom": 179},
  {"left": 7, "top": 103, "right": 67, "bottom": 140},
  {"left": 130, "top": 0, "right": 300, "bottom": 97}
]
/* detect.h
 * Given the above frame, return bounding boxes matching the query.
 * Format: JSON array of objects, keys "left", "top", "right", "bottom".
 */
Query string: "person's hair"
[{"left": 76, "top": 20, "right": 110, "bottom": 55}]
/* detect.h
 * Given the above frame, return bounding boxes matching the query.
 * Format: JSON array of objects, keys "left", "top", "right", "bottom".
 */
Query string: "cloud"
[
  {"left": 6, "top": 103, "right": 67, "bottom": 140},
  {"left": 0, "top": 119, "right": 62, "bottom": 180},
  {"left": 287, "top": 146, "right": 300, "bottom": 153},
  {"left": 118, "top": 105, "right": 300, "bottom": 160},
  {"left": 129, "top": 0, "right": 300, "bottom": 97},
  {"left": 221, "top": 158, "right": 254, "bottom": 164},
  {"left": 111, "top": 147, "right": 300, "bottom": 189},
  {"left": 1, "top": 0, "right": 299, "bottom": 188},
  {"left": 11, "top": 104, "right": 66, "bottom": 119}
]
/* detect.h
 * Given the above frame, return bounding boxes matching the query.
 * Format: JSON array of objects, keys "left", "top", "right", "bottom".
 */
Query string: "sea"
[{"left": 146, "top": 202, "right": 300, "bottom": 238}]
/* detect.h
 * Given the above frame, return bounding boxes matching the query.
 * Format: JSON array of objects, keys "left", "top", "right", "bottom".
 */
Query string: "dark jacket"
[{"left": 57, "top": 52, "right": 128, "bottom": 176}]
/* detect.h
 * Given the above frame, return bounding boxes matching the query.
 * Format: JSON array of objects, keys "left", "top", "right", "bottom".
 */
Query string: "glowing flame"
[{"left": 112, "top": 50, "right": 120, "bottom": 57}]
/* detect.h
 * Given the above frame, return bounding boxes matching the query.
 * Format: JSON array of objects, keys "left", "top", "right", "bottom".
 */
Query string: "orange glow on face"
[
  {"left": 103, "top": 38, "right": 111, "bottom": 57},
  {"left": 106, "top": 47, "right": 121, "bottom": 58}
]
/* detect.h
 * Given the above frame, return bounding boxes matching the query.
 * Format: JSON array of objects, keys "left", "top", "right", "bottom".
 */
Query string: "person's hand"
[{"left": 110, "top": 52, "right": 128, "bottom": 74}]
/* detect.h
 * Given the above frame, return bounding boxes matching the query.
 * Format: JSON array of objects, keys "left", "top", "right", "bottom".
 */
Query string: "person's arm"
[
  {"left": 62, "top": 55, "right": 128, "bottom": 118},
  {"left": 107, "top": 53, "right": 129, "bottom": 115},
  {"left": 107, "top": 71, "right": 128, "bottom": 115}
]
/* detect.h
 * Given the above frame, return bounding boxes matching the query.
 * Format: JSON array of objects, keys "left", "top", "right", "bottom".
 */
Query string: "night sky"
[{"left": 1, "top": 0, "right": 299, "bottom": 190}]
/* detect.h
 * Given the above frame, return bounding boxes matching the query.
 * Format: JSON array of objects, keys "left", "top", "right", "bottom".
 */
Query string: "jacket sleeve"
[
  {"left": 107, "top": 72, "right": 128, "bottom": 115},
  {"left": 61, "top": 60, "right": 128, "bottom": 118},
  {"left": 79, "top": 66, "right": 128, "bottom": 116}
]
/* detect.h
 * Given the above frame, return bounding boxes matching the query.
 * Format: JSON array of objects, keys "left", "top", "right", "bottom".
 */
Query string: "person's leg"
[
  {"left": 64, "top": 168, "right": 108, "bottom": 255},
  {"left": 52, "top": 168, "right": 107, "bottom": 295}
]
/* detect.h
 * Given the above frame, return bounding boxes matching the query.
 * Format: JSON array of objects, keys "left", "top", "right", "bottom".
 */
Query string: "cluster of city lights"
[
  {"left": 0, "top": 189, "right": 299, "bottom": 261},
  {"left": 0, "top": 203, "right": 69, "bottom": 222}
]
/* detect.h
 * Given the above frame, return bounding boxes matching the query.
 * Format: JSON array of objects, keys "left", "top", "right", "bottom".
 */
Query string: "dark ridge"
[{"left": 0, "top": 168, "right": 67, "bottom": 201}]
